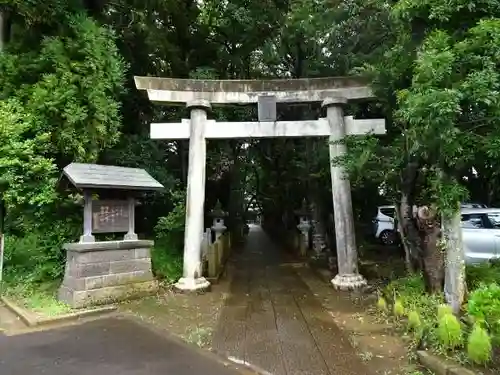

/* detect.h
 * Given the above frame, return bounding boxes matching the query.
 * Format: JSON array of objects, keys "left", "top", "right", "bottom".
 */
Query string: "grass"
[
  {"left": 1, "top": 281, "right": 73, "bottom": 317},
  {"left": 184, "top": 326, "right": 212, "bottom": 348}
]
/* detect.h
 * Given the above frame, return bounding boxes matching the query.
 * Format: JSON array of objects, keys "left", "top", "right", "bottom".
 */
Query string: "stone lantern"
[
  {"left": 210, "top": 200, "right": 227, "bottom": 241},
  {"left": 295, "top": 199, "right": 311, "bottom": 256}
]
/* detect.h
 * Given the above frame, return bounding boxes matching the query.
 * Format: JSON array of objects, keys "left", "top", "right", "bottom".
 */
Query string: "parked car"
[
  {"left": 373, "top": 205, "right": 398, "bottom": 245},
  {"left": 461, "top": 207, "right": 500, "bottom": 264},
  {"left": 373, "top": 205, "right": 500, "bottom": 264}
]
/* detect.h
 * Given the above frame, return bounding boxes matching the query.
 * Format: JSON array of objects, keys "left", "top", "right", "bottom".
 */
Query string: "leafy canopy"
[{"left": 0, "top": 11, "right": 127, "bottom": 207}]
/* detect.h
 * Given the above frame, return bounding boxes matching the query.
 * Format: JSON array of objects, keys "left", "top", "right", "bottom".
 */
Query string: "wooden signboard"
[{"left": 91, "top": 200, "right": 129, "bottom": 233}]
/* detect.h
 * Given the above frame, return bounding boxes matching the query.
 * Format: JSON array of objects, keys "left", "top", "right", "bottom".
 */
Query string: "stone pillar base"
[
  {"left": 174, "top": 277, "right": 211, "bottom": 293},
  {"left": 331, "top": 273, "right": 367, "bottom": 291},
  {"left": 80, "top": 234, "right": 95, "bottom": 243},
  {"left": 124, "top": 233, "right": 139, "bottom": 241},
  {"left": 58, "top": 240, "right": 158, "bottom": 308}
]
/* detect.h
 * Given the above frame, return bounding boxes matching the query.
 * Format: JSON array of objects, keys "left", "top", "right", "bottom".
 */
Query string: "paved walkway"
[
  {"left": 0, "top": 317, "right": 243, "bottom": 375},
  {"left": 212, "top": 226, "right": 370, "bottom": 375}
]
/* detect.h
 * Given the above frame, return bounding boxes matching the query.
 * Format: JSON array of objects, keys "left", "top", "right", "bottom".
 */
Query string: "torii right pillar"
[{"left": 323, "top": 97, "right": 367, "bottom": 290}]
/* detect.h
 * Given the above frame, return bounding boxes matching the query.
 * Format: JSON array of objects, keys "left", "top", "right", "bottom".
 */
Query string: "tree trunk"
[
  {"left": 394, "top": 201, "right": 414, "bottom": 273},
  {"left": 399, "top": 161, "right": 423, "bottom": 271},
  {"left": 0, "top": 11, "right": 4, "bottom": 52},
  {"left": 0, "top": 9, "right": 11, "bottom": 52},
  {"left": 443, "top": 208, "right": 466, "bottom": 314},
  {"left": 417, "top": 206, "right": 444, "bottom": 293}
]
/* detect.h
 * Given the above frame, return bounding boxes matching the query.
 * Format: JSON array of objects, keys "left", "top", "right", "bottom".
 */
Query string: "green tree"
[
  {"left": 0, "top": 99, "right": 56, "bottom": 206},
  {"left": 340, "top": 0, "right": 500, "bottom": 304},
  {"left": 0, "top": 1, "right": 127, "bottom": 284}
]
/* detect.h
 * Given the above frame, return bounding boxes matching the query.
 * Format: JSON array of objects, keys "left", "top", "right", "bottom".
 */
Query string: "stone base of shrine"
[
  {"left": 174, "top": 277, "right": 211, "bottom": 294},
  {"left": 331, "top": 273, "right": 367, "bottom": 291},
  {"left": 58, "top": 240, "right": 158, "bottom": 308}
]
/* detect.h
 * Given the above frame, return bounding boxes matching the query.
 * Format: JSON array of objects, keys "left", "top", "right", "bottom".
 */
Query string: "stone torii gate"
[{"left": 134, "top": 76, "right": 386, "bottom": 292}]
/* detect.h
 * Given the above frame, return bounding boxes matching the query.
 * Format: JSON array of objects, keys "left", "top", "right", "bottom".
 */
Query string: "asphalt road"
[{"left": 0, "top": 317, "right": 243, "bottom": 375}]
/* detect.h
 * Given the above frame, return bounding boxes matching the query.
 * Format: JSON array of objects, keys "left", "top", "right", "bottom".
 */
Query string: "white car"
[
  {"left": 461, "top": 208, "right": 500, "bottom": 264},
  {"left": 373, "top": 205, "right": 499, "bottom": 264},
  {"left": 373, "top": 205, "right": 398, "bottom": 245}
]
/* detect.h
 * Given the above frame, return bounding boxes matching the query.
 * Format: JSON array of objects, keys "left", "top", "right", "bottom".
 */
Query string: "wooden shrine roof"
[{"left": 63, "top": 163, "right": 164, "bottom": 191}]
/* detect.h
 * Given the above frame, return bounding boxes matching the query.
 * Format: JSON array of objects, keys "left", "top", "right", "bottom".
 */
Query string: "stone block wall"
[{"left": 58, "top": 240, "right": 158, "bottom": 308}]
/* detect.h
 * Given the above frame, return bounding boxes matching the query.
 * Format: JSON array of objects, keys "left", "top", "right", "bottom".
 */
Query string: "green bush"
[
  {"left": 407, "top": 310, "right": 423, "bottom": 337},
  {"left": 384, "top": 274, "right": 442, "bottom": 322},
  {"left": 437, "top": 304, "right": 453, "bottom": 320},
  {"left": 383, "top": 271, "right": 500, "bottom": 364},
  {"left": 393, "top": 298, "right": 405, "bottom": 317},
  {"left": 383, "top": 274, "right": 444, "bottom": 350},
  {"left": 377, "top": 296, "right": 388, "bottom": 313},
  {"left": 151, "top": 246, "right": 183, "bottom": 284},
  {"left": 437, "top": 312, "right": 463, "bottom": 350},
  {"left": 154, "top": 191, "right": 186, "bottom": 252},
  {"left": 150, "top": 192, "right": 185, "bottom": 283},
  {"left": 467, "top": 283, "right": 500, "bottom": 344},
  {"left": 3, "top": 215, "right": 81, "bottom": 284},
  {"left": 467, "top": 323, "right": 492, "bottom": 365},
  {"left": 385, "top": 274, "right": 426, "bottom": 300}
]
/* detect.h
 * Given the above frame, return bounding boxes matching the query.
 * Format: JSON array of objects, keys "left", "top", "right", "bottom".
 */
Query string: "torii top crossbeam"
[{"left": 133, "top": 76, "right": 373, "bottom": 104}]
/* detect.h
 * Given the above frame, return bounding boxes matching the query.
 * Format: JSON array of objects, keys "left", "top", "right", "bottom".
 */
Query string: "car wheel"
[{"left": 380, "top": 230, "right": 396, "bottom": 246}]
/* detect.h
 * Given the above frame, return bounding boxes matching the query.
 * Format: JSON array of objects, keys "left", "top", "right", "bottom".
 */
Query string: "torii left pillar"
[{"left": 174, "top": 99, "right": 211, "bottom": 292}]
